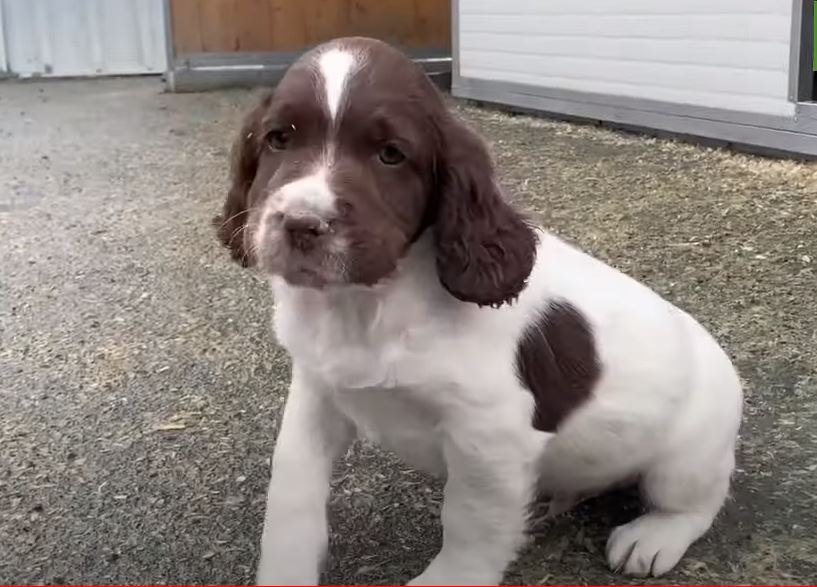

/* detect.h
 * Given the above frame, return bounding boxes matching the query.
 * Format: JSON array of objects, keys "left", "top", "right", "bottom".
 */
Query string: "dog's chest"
[
  {"left": 334, "top": 385, "right": 446, "bottom": 475},
  {"left": 286, "top": 315, "right": 448, "bottom": 473},
  {"left": 273, "top": 287, "right": 455, "bottom": 474},
  {"left": 274, "top": 285, "right": 454, "bottom": 389}
]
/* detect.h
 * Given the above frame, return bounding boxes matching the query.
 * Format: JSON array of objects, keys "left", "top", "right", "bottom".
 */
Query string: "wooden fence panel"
[{"left": 170, "top": 0, "right": 451, "bottom": 56}]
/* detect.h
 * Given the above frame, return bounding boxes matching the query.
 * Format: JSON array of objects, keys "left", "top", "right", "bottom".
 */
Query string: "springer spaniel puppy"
[{"left": 215, "top": 37, "right": 743, "bottom": 585}]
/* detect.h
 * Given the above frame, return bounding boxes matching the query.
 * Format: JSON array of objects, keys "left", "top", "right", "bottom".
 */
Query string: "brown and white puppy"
[{"left": 216, "top": 37, "right": 742, "bottom": 586}]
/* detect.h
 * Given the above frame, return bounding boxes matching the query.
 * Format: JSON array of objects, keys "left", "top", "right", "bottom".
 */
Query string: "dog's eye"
[
  {"left": 378, "top": 144, "right": 406, "bottom": 166},
  {"left": 267, "top": 129, "right": 292, "bottom": 151}
]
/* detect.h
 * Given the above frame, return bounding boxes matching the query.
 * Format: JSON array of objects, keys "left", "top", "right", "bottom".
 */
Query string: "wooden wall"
[{"left": 169, "top": 0, "right": 451, "bottom": 56}]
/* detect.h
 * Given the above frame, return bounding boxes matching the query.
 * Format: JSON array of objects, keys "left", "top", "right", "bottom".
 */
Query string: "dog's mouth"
[
  {"left": 281, "top": 265, "right": 331, "bottom": 288},
  {"left": 252, "top": 222, "right": 345, "bottom": 286},
  {"left": 263, "top": 246, "right": 347, "bottom": 289}
]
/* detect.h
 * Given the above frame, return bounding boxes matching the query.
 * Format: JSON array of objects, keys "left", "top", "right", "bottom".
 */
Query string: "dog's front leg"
[
  {"left": 256, "top": 366, "right": 353, "bottom": 586},
  {"left": 408, "top": 422, "right": 544, "bottom": 586}
]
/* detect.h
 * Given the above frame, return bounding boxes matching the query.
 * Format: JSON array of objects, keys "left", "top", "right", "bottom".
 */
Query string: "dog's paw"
[
  {"left": 407, "top": 558, "right": 500, "bottom": 586},
  {"left": 606, "top": 512, "right": 700, "bottom": 577}
]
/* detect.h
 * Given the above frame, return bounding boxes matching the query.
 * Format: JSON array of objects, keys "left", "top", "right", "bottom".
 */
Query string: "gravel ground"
[{"left": 1, "top": 77, "right": 816, "bottom": 586}]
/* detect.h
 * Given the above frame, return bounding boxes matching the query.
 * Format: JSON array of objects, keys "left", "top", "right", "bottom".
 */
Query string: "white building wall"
[
  {"left": 2, "top": 0, "right": 166, "bottom": 78},
  {"left": 458, "top": 0, "right": 795, "bottom": 117}
]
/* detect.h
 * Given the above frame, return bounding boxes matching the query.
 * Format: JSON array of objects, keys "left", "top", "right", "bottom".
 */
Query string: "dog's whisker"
[{"left": 217, "top": 209, "right": 250, "bottom": 232}]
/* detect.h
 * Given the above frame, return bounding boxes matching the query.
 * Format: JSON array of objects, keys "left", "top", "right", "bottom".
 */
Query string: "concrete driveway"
[{"left": 1, "top": 77, "right": 815, "bottom": 585}]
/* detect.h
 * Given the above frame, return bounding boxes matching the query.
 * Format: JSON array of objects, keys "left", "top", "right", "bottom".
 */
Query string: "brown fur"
[
  {"left": 214, "top": 37, "right": 537, "bottom": 307},
  {"left": 516, "top": 301, "right": 600, "bottom": 432},
  {"left": 214, "top": 93, "right": 272, "bottom": 267},
  {"left": 434, "top": 118, "right": 537, "bottom": 307}
]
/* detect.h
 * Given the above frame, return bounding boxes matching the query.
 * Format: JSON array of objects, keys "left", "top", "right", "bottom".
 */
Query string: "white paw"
[
  {"left": 407, "top": 569, "right": 455, "bottom": 586},
  {"left": 256, "top": 549, "right": 320, "bottom": 586},
  {"left": 256, "top": 567, "right": 319, "bottom": 586},
  {"left": 407, "top": 559, "right": 501, "bottom": 586},
  {"left": 408, "top": 572, "right": 497, "bottom": 586},
  {"left": 606, "top": 512, "right": 702, "bottom": 577},
  {"left": 406, "top": 571, "right": 440, "bottom": 586}
]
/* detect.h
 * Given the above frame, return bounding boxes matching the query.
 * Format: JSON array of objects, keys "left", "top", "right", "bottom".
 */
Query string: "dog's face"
[
  {"left": 216, "top": 37, "right": 537, "bottom": 306},
  {"left": 225, "top": 40, "right": 440, "bottom": 287}
]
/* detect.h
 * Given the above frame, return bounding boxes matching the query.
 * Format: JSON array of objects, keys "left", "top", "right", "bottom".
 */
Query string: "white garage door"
[{"left": 0, "top": 0, "right": 166, "bottom": 78}]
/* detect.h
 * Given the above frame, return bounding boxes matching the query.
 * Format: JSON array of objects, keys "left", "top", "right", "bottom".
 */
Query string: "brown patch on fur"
[{"left": 516, "top": 301, "right": 600, "bottom": 432}]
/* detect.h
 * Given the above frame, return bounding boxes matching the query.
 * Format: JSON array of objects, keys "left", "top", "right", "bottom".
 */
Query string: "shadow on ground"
[{"left": 1, "top": 78, "right": 815, "bottom": 585}]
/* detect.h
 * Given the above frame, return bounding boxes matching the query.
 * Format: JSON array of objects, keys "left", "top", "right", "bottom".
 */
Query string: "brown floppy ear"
[
  {"left": 213, "top": 92, "right": 272, "bottom": 267},
  {"left": 434, "top": 118, "right": 537, "bottom": 307}
]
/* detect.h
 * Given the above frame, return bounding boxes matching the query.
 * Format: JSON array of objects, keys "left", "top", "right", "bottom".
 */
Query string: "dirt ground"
[{"left": 1, "top": 77, "right": 816, "bottom": 585}]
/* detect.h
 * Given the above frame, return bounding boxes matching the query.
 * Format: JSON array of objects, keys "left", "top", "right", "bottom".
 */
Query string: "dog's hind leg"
[
  {"left": 606, "top": 335, "right": 742, "bottom": 578},
  {"left": 606, "top": 447, "right": 734, "bottom": 577}
]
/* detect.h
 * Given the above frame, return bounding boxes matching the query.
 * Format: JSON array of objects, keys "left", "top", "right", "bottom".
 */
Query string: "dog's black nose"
[{"left": 283, "top": 214, "right": 326, "bottom": 252}]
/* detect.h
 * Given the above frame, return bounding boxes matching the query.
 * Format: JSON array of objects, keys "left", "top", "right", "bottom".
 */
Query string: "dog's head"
[{"left": 215, "top": 37, "right": 536, "bottom": 307}]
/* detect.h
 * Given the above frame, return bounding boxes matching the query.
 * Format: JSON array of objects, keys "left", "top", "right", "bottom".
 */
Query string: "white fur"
[
  {"left": 255, "top": 170, "right": 336, "bottom": 259},
  {"left": 255, "top": 231, "right": 742, "bottom": 585},
  {"left": 318, "top": 49, "right": 356, "bottom": 122},
  {"left": 269, "top": 170, "right": 336, "bottom": 218}
]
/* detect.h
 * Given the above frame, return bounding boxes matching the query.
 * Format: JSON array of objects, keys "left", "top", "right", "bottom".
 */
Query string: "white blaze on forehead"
[{"left": 318, "top": 48, "right": 356, "bottom": 121}]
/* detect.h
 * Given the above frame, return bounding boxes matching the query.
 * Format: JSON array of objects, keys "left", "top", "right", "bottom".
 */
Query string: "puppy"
[{"left": 215, "top": 36, "right": 743, "bottom": 585}]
